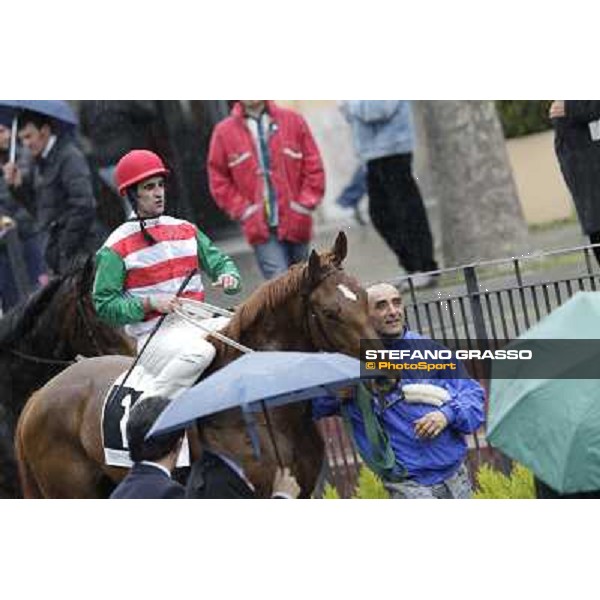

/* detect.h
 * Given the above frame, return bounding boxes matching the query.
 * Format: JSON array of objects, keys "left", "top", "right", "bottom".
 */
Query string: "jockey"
[{"left": 92, "top": 149, "right": 241, "bottom": 398}]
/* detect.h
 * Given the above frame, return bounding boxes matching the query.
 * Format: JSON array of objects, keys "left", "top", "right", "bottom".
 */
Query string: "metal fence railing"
[{"left": 320, "top": 243, "right": 600, "bottom": 497}]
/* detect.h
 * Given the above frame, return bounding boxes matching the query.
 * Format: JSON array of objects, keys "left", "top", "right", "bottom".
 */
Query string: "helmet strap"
[{"left": 127, "top": 188, "right": 157, "bottom": 246}]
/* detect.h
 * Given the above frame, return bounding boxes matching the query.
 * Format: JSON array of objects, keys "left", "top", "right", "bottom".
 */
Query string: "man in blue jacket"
[
  {"left": 313, "top": 283, "right": 485, "bottom": 499},
  {"left": 340, "top": 101, "right": 438, "bottom": 289}
]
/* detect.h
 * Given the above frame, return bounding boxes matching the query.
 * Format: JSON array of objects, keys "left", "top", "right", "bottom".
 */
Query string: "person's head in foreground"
[{"left": 127, "top": 395, "right": 183, "bottom": 468}]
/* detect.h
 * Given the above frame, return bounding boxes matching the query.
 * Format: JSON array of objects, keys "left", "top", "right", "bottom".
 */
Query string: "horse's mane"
[
  {"left": 221, "top": 261, "right": 308, "bottom": 344},
  {"left": 215, "top": 249, "right": 343, "bottom": 358},
  {"left": 0, "top": 257, "right": 92, "bottom": 350}
]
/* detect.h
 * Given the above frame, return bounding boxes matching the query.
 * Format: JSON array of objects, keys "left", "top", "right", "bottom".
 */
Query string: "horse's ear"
[
  {"left": 331, "top": 231, "right": 348, "bottom": 266},
  {"left": 306, "top": 249, "right": 321, "bottom": 287}
]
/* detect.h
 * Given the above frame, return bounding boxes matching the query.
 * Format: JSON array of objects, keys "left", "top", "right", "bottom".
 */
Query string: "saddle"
[{"left": 101, "top": 366, "right": 190, "bottom": 468}]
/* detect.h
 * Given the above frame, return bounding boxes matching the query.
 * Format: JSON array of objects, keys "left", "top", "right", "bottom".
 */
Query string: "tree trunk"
[{"left": 417, "top": 101, "right": 529, "bottom": 266}]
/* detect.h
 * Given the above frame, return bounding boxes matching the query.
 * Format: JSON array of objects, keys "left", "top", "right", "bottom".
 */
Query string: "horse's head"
[
  {"left": 54, "top": 256, "right": 134, "bottom": 358},
  {"left": 302, "top": 231, "right": 382, "bottom": 357}
]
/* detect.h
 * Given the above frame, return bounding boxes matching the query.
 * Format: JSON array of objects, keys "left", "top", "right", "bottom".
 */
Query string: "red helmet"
[{"left": 115, "top": 150, "right": 169, "bottom": 196}]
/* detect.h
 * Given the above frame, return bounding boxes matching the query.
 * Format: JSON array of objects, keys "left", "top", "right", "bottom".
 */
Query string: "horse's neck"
[
  {"left": 24, "top": 309, "right": 72, "bottom": 356},
  {"left": 211, "top": 294, "right": 312, "bottom": 373},
  {"left": 247, "top": 295, "right": 312, "bottom": 352}
]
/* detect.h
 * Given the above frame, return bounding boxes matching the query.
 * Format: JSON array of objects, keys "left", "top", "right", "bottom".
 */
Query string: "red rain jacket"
[{"left": 208, "top": 101, "right": 325, "bottom": 245}]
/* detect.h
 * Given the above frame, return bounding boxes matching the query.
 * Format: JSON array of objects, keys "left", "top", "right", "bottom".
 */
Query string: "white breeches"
[{"left": 137, "top": 314, "right": 230, "bottom": 400}]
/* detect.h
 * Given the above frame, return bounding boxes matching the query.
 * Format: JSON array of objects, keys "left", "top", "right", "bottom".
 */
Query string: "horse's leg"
[
  {"left": 289, "top": 405, "right": 325, "bottom": 498},
  {"left": 17, "top": 382, "right": 105, "bottom": 499},
  {"left": 14, "top": 402, "right": 42, "bottom": 499},
  {"left": 35, "top": 444, "right": 107, "bottom": 499}
]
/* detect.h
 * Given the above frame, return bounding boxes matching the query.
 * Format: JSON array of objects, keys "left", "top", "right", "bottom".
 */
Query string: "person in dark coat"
[
  {"left": 340, "top": 101, "right": 439, "bottom": 290},
  {"left": 110, "top": 396, "right": 185, "bottom": 499},
  {"left": 0, "top": 119, "right": 47, "bottom": 310},
  {"left": 551, "top": 100, "right": 600, "bottom": 265},
  {"left": 186, "top": 449, "right": 301, "bottom": 499},
  {"left": 2, "top": 110, "right": 97, "bottom": 274}
]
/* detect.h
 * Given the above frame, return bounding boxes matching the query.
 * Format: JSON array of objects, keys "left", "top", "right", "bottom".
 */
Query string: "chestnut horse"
[
  {"left": 0, "top": 257, "right": 133, "bottom": 498},
  {"left": 15, "top": 232, "right": 380, "bottom": 498}
]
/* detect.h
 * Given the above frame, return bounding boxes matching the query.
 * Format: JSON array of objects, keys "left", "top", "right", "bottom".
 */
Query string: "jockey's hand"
[
  {"left": 549, "top": 100, "right": 565, "bottom": 119},
  {"left": 147, "top": 295, "right": 181, "bottom": 314},
  {"left": 213, "top": 274, "right": 238, "bottom": 291},
  {"left": 272, "top": 467, "right": 301, "bottom": 499},
  {"left": 414, "top": 410, "right": 448, "bottom": 439}
]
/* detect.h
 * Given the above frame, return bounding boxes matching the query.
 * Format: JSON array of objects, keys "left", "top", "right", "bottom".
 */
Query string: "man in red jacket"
[{"left": 208, "top": 101, "right": 325, "bottom": 279}]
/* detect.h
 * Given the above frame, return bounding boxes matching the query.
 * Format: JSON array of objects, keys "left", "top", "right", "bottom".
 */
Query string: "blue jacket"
[
  {"left": 341, "top": 101, "right": 415, "bottom": 162},
  {"left": 312, "top": 330, "right": 485, "bottom": 486},
  {"left": 110, "top": 463, "right": 185, "bottom": 499}
]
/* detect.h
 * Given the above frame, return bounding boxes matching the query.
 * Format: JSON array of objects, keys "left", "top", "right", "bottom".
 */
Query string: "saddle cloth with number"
[{"left": 101, "top": 366, "right": 190, "bottom": 468}]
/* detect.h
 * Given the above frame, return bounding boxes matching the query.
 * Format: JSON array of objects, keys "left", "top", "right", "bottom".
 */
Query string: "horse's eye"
[{"left": 322, "top": 308, "right": 340, "bottom": 321}]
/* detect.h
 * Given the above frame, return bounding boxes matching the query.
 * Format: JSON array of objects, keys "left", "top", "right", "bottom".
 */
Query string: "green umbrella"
[{"left": 487, "top": 292, "right": 600, "bottom": 494}]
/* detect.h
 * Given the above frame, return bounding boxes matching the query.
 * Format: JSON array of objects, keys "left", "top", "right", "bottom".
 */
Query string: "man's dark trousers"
[{"left": 367, "top": 152, "right": 437, "bottom": 273}]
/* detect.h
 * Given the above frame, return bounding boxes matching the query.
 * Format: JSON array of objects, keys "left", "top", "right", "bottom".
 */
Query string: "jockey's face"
[
  {"left": 367, "top": 283, "right": 405, "bottom": 338},
  {"left": 135, "top": 176, "right": 166, "bottom": 218}
]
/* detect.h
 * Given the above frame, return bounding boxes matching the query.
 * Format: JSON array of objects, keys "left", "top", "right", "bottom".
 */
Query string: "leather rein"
[{"left": 302, "top": 267, "right": 343, "bottom": 352}]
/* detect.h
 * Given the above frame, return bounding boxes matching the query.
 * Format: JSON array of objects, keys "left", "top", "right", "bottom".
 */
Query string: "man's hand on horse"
[
  {"left": 212, "top": 274, "right": 238, "bottom": 291},
  {"left": 145, "top": 295, "right": 181, "bottom": 314},
  {"left": 414, "top": 410, "right": 448, "bottom": 439}
]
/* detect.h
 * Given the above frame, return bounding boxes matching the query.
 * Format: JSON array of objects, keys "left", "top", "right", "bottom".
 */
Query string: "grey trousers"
[{"left": 384, "top": 463, "right": 472, "bottom": 499}]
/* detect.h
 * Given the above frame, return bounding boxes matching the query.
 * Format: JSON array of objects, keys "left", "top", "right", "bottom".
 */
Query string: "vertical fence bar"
[
  {"left": 495, "top": 291, "right": 510, "bottom": 339},
  {"left": 434, "top": 301, "right": 449, "bottom": 345},
  {"left": 530, "top": 286, "right": 541, "bottom": 322},
  {"left": 507, "top": 289, "right": 521, "bottom": 337},
  {"left": 514, "top": 259, "right": 531, "bottom": 330},
  {"left": 457, "top": 296, "right": 475, "bottom": 344},
  {"left": 423, "top": 302, "right": 437, "bottom": 339},
  {"left": 584, "top": 248, "right": 597, "bottom": 291},
  {"left": 464, "top": 265, "right": 489, "bottom": 349},
  {"left": 542, "top": 284, "right": 552, "bottom": 315}
]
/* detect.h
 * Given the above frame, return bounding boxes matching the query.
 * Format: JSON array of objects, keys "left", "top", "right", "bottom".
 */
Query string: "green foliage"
[
  {"left": 320, "top": 466, "right": 390, "bottom": 499},
  {"left": 353, "top": 466, "right": 390, "bottom": 499},
  {"left": 496, "top": 101, "right": 552, "bottom": 139},
  {"left": 473, "top": 462, "right": 535, "bottom": 499},
  {"left": 322, "top": 482, "right": 341, "bottom": 499}
]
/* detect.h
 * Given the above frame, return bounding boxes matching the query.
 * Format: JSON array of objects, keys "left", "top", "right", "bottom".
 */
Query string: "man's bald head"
[{"left": 366, "top": 283, "right": 405, "bottom": 338}]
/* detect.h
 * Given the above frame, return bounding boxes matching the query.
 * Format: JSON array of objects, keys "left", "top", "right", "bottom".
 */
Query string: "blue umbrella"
[
  {"left": 148, "top": 351, "right": 362, "bottom": 447},
  {"left": 0, "top": 101, "right": 78, "bottom": 161},
  {"left": 0, "top": 100, "right": 78, "bottom": 126}
]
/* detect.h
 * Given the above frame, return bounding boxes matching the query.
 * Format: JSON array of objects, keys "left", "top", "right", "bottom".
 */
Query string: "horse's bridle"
[{"left": 302, "top": 267, "right": 343, "bottom": 352}]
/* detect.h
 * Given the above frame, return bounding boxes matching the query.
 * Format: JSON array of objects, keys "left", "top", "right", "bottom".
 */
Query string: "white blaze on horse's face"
[{"left": 337, "top": 284, "right": 358, "bottom": 302}]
